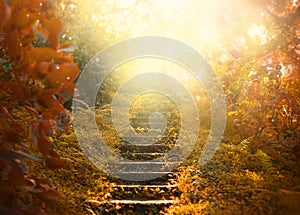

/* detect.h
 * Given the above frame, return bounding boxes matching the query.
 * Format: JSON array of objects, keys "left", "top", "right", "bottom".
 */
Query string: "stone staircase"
[{"left": 89, "top": 116, "right": 182, "bottom": 214}]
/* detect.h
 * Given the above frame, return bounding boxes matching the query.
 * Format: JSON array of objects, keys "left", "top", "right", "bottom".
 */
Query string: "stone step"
[
  {"left": 130, "top": 122, "right": 166, "bottom": 128},
  {"left": 109, "top": 171, "right": 173, "bottom": 181},
  {"left": 114, "top": 161, "right": 180, "bottom": 172},
  {"left": 132, "top": 128, "right": 165, "bottom": 133},
  {"left": 90, "top": 199, "right": 175, "bottom": 214},
  {"left": 130, "top": 117, "right": 167, "bottom": 122},
  {"left": 108, "top": 200, "right": 174, "bottom": 205},
  {"left": 110, "top": 185, "right": 178, "bottom": 200},
  {"left": 116, "top": 143, "right": 170, "bottom": 153},
  {"left": 131, "top": 108, "right": 173, "bottom": 115},
  {"left": 107, "top": 173, "right": 177, "bottom": 185},
  {"left": 111, "top": 184, "right": 179, "bottom": 196},
  {"left": 120, "top": 136, "right": 177, "bottom": 145},
  {"left": 120, "top": 152, "right": 164, "bottom": 160},
  {"left": 112, "top": 184, "right": 177, "bottom": 189},
  {"left": 120, "top": 136, "right": 177, "bottom": 142}
]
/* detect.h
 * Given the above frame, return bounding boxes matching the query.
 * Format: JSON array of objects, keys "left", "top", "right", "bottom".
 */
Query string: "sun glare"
[
  {"left": 248, "top": 24, "right": 268, "bottom": 45},
  {"left": 70, "top": 0, "right": 264, "bottom": 52},
  {"left": 64, "top": 0, "right": 268, "bottom": 86}
]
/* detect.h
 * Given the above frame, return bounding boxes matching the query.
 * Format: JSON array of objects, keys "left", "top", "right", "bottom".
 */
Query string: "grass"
[{"left": 29, "top": 93, "right": 300, "bottom": 214}]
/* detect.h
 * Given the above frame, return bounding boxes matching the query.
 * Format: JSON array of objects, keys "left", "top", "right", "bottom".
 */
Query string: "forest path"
[{"left": 91, "top": 116, "right": 182, "bottom": 214}]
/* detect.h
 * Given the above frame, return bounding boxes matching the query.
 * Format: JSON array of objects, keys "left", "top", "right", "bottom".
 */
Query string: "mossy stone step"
[
  {"left": 116, "top": 143, "right": 170, "bottom": 153},
  {"left": 112, "top": 184, "right": 177, "bottom": 189},
  {"left": 120, "top": 152, "right": 165, "bottom": 160},
  {"left": 108, "top": 200, "right": 174, "bottom": 205},
  {"left": 109, "top": 171, "right": 174, "bottom": 181},
  {"left": 130, "top": 122, "right": 166, "bottom": 128},
  {"left": 120, "top": 136, "right": 177, "bottom": 142},
  {"left": 109, "top": 190, "right": 176, "bottom": 200},
  {"left": 113, "top": 161, "right": 180, "bottom": 172},
  {"left": 101, "top": 131, "right": 181, "bottom": 214},
  {"left": 111, "top": 184, "right": 179, "bottom": 199},
  {"left": 120, "top": 136, "right": 177, "bottom": 145},
  {"left": 130, "top": 117, "right": 168, "bottom": 122}
]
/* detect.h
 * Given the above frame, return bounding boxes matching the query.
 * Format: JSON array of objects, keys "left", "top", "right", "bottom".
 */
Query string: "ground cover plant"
[{"left": 1, "top": 0, "right": 300, "bottom": 214}]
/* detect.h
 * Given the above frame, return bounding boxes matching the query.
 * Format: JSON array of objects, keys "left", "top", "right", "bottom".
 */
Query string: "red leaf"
[
  {"left": 3, "top": 130, "right": 20, "bottom": 144},
  {"left": 45, "top": 156, "right": 65, "bottom": 169},
  {"left": 29, "top": 123, "right": 39, "bottom": 143},
  {"left": 13, "top": 150, "right": 40, "bottom": 161},
  {"left": 8, "top": 164, "right": 26, "bottom": 185},
  {"left": 1, "top": 106, "right": 11, "bottom": 118},
  {"left": 37, "top": 135, "right": 52, "bottom": 155},
  {"left": 0, "top": 150, "right": 21, "bottom": 161},
  {"left": 36, "top": 90, "right": 66, "bottom": 119},
  {"left": 25, "top": 105, "right": 39, "bottom": 117},
  {"left": 16, "top": 199, "right": 47, "bottom": 215},
  {"left": 0, "top": 148, "right": 39, "bottom": 162},
  {"left": 34, "top": 177, "right": 52, "bottom": 186},
  {"left": 4, "top": 72, "right": 31, "bottom": 100},
  {"left": 6, "top": 82, "right": 26, "bottom": 101},
  {"left": 39, "top": 120, "right": 56, "bottom": 136},
  {"left": 40, "top": 189, "right": 60, "bottom": 200},
  {"left": 49, "top": 149, "right": 59, "bottom": 158}
]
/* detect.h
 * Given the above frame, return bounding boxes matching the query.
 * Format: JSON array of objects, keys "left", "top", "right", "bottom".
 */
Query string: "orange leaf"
[
  {"left": 11, "top": 8, "right": 32, "bottom": 28},
  {"left": 25, "top": 0, "right": 40, "bottom": 8},
  {"left": 9, "top": 0, "right": 25, "bottom": 12},
  {"left": 6, "top": 82, "right": 27, "bottom": 101},
  {"left": 36, "top": 95, "right": 65, "bottom": 120},
  {"left": 47, "top": 63, "right": 79, "bottom": 88},
  {"left": 0, "top": 0, "right": 11, "bottom": 31},
  {"left": 5, "top": 72, "right": 31, "bottom": 100},
  {"left": 19, "top": 25, "right": 36, "bottom": 46},
  {"left": 56, "top": 56, "right": 74, "bottom": 64},
  {"left": 42, "top": 18, "right": 63, "bottom": 49},
  {"left": 26, "top": 47, "right": 57, "bottom": 62},
  {"left": 35, "top": 89, "right": 65, "bottom": 114},
  {"left": 4, "top": 30, "right": 22, "bottom": 58},
  {"left": 35, "top": 23, "right": 48, "bottom": 38},
  {"left": 59, "top": 82, "right": 76, "bottom": 100},
  {"left": 33, "top": 61, "right": 51, "bottom": 79}
]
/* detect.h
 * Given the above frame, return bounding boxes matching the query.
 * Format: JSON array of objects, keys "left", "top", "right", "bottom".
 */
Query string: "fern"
[{"left": 256, "top": 149, "right": 277, "bottom": 177}]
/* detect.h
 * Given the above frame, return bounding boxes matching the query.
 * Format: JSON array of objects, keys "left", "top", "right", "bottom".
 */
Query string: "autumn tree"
[{"left": 0, "top": 0, "right": 79, "bottom": 214}]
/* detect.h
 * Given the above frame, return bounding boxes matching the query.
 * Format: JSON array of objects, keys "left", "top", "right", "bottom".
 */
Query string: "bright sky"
[
  {"left": 64, "top": 0, "right": 267, "bottom": 50},
  {"left": 61, "top": 0, "right": 273, "bottom": 88}
]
